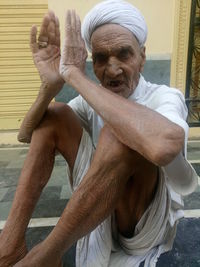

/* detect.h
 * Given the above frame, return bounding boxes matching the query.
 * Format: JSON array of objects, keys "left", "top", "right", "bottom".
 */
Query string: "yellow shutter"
[{"left": 0, "top": 0, "right": 48, "bottom": 130}]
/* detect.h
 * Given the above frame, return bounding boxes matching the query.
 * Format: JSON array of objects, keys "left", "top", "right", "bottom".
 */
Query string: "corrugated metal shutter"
[{"left": 0, "top": 0, "right": 48, "bottom": 130}]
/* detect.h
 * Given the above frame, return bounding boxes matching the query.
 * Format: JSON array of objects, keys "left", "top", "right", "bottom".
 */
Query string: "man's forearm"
[
  {"left": 64, "top": 68, "right": 184, "bottom": 165},
  {"left": 18, "top": 83, "right": 58, "bottom": 143}
]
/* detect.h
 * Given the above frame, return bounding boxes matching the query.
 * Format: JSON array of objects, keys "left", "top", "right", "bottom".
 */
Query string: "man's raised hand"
[
  {"left": 59, "top": 10, "right": 88, "bottom": 81},
  {"left": 30, "top": 11, "right": 64, "bottom": 98}
]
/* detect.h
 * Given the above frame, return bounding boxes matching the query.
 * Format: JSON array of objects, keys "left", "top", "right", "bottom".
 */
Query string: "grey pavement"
[{"left": 0, "top": 141, "right": 200, "bottom": 266}]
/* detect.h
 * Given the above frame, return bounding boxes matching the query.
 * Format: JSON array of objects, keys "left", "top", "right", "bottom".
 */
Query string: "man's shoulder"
[
  {"left": 144, "top": 79, "right": 184, "bottom": 98},
  {"left": 142, "top": 80, "right": 185, "bottom": 107},
  {"left": 135, "top": 76, "right": 185, "bottom": 104}
]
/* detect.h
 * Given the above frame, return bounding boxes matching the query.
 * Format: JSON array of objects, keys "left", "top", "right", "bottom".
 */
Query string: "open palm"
[{"left": 30, "top": 11, "right": 64, "bottom": 94}]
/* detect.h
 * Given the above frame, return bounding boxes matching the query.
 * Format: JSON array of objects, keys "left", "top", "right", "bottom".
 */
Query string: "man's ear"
[{"left": 140, "top": 46, "right": 146, "bottom": 73}]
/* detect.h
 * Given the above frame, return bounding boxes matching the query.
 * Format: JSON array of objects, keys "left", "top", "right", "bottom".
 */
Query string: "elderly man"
[{"left": 0, "top": 1, "right": 198, "bottom": 267}]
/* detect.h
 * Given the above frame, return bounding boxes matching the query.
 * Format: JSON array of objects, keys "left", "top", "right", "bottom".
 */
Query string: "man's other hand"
[
  {"left": 59, "top": 10, "right": 88, "bottom": 82},
  {"left": 13, "top": 241, "right": 63, "bottom": 267},
  {"left": 30, "top": 11, "right": 64, "bottom": 98}
]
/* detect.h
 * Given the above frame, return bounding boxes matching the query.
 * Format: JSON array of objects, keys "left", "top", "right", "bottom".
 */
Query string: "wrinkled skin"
[
  {"left": 59, "top": 10, "right": 88, "bottom": 79},
  {"left": 0, "top": 8, "right": 184, "bottom": 267},
  {"left": 13, "top": 242, "right": 63, "bottom": 267},
  {"left": 30, "top": 11, "right": 64, "bottom": 98},
  {"left": 0, "top": 10, "right": 64, "bottom": 267},
  {"left": 0, "top": 238, "right": 27, "bottom": 267},
  {"left": 91, "top": 24, "right": 146, "bottom": 98}
]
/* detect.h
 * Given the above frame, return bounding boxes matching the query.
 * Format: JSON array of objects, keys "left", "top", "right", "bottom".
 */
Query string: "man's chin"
[
  {"left": 105, "top": 85, "right": 125, "bottom": 93},
  {"left": 105, "top": 86, "right": 132, "bottom": 98}
]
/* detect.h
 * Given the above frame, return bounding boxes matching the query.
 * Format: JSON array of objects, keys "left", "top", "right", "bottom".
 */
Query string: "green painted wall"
[{"left": 55, "top": 60, "right": 171, "bottom": 103}]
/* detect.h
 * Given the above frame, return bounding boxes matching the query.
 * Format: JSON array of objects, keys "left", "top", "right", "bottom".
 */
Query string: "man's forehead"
[
  {"left": 91, "top": 23, "right": 140, "bottom": 52},
  {"left": 92, "top": 23, "right": 133, "bottom": 39}
]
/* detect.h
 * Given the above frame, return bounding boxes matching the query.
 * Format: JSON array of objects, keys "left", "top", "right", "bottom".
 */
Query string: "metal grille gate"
[{"left": 186, "top": 0, "right": 200, "bottom": 126}]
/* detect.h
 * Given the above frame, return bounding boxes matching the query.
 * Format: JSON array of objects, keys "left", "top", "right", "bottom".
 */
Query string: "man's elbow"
[
  {"left": 17, "top": 132, "right": 31, "bottom": 144},
  {"left": 153, "top": 127, "right": 185, "bottom": 166}
]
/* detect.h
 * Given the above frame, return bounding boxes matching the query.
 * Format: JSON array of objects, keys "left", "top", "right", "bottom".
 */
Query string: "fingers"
[
  {"left": 66, "top": 9, "right": 72, "bottom": 40},
  {"left": 30, "top": 25, "right": 38, "bottom": 53},
  {"left": 75, "top": 12, "right": 82, "bottom": 44},
  {"left": 65, "top": 10, "right": 83, "bottom": 44},
  {"left": 47, "top": 11, "right": 56, "bottom": 45},
  {"left": 38, "top": 14, "right": 49, "bottom": 43},
  {"left": 74, "top": 11, "right": 88, "bottom": 60},
  {"left": 55, "top": 16, "right": 61, "bottom": 48},
  {"left": 60, "top": 9, "right": 87, "bottom": 76},
  {"left": 38, "top": 10, "right": 60, "bottom": 47}
]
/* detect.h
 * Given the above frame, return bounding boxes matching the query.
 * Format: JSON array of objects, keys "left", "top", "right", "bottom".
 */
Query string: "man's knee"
[
  {"left": 36, "top": 102, "right": 81, "bottom": 139},
  {"left": 97, "top": 125, "right": 143, "bottom": 168},
  {"left": 98, "top": 125, "right": 129, "bottom": 154},
  {"left": 44, "top": 102, "right": 78, "bottom": 127}
]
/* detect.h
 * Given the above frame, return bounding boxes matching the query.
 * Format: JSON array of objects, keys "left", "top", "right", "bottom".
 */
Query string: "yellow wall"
[
  {"left": 0, "top": 0, "right": 48, "bottom": 130},
  {"left": 48, "top": 0, "right": 175, "bottom": 58}
]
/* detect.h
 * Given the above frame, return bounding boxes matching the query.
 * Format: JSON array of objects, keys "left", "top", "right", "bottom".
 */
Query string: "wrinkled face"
[{"left": 91, "top": 24, "right": 146, "bottom": 98}]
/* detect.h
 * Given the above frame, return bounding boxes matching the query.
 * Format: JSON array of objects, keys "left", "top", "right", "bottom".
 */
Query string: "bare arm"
[
  {"left": 18, "top": 84, "right": 54, "bottom": 143},
  {"left": 18, "top": 11, "right": 64, "bottom": 143},
  {"left": 60, "top": 11, "right": 184, "bottom": 166},
  {"left": 13, "top": 10, "right": 185, "bottom": 267},
  {"left": 65, "top": 69, "right": 184, "bottom": 165}
]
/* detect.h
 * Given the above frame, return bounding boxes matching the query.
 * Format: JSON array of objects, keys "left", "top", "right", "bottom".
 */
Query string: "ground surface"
[{"left": 0, "top": 141, "right": 200, "bottom": 266}]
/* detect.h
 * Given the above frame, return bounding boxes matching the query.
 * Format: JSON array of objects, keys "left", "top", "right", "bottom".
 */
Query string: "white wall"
[{"left": 48, "top": 0, "right": 175, "bottom": 59}]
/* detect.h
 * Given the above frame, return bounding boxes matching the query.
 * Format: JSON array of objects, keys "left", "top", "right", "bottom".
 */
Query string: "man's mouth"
[{"left": 106, "top": 80, "right": 124, "bottom": 89}]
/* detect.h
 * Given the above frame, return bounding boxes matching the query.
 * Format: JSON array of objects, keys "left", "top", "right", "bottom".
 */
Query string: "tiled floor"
[{"left": 0, "top": 141, "right": 200, "bottom": 266}]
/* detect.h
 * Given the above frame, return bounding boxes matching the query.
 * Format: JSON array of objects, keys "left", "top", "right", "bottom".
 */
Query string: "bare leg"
[
  {"left": 10, "top": 125, "right": 159, "bottom": 267},
  {"left": 29, "top": 126, "right": 158, "bottom": 259},
  {"left": 0, "top": 102, "right": 82, "bottom": 267},
  {"left": 115, "top": 157, "right": 158, "bottom": 238}
]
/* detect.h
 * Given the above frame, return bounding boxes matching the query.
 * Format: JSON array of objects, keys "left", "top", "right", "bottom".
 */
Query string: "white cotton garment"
[
  {"left": 71, "top": 130, "right": 188, "bottom": 267},
  {"left": 68, "top": 76, "right": 199, "bottom": 267},
  {"left": 81, "top": 0, "right": 148, "bottom": 51}
]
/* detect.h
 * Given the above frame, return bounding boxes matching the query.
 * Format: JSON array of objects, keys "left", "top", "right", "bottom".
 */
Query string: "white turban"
[{"left": 81, "top": 0, "right": 148, "bottom": 52}]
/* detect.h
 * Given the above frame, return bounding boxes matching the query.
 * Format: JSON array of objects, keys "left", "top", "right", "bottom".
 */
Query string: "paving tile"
[
  {"left": 0, "top": 168, "right": 20, "bottom": 187},
  {"left": 0, "top": 199, "right": 69, "bottom": 221},
  {"left": 192, "top": 163, "right": 200, "bottom": 176},
  {"left": 183, "top": 192, "right": 200, "bottom": 210},
  {"left": 39, "top": 186, "right": 62, "bottom": 201},
  {"left": 6, "top": 158, "right": 25, "bottom": 169},
  {"left": 3, "top": 218, "right": 198, "bottom": 267},
  {"left": 0, "top": 161, "right": 9, "bottom": 168},
  {"left": 53, "top": 153, "right": 67, "bottom": 165},
  {"left": 2, "top": 186, "right": 16, "bottom": 202},
  {"left": 19, "top": 148, "right": 29, "bottom": 156},
  {"left": 26, "top": 227, "right": 53, "bottom": 249},
  {"left": 0, "top": 149, "right": 21, "bottom": 162},
  {"left": 187, "top": 142, "right": 200, "bottom": 162},
  {"left": 2, "top": 185, "right": 62, "bottom": 202},
  {"left": 32, "top": 199, "right": 69, "bottom": 218},
  {"left": 193, "top": 185, "right": 200, "bottom": 193},
  {"left": 0, "top": 201, "right": 12, "bottom": 220},
  {"left": 188, "top": 152, "right": 200, "bottom": 161},
  {"left": 60, "top": 185, "right": 72, "bottom": 199},
  {"left": 156, "top": 218, "right": 200, "bottom": 267},
  {"left": 47, "top": 166, "right": 69, "bottom": 186},
  {"left": 26, "top": 227, "right": 76, "bottom": 267},
  {"left": 0, "top": 145, "right": 199, "bottom": 266},
  {"left": 0, "top": 187, "right": 9, "bottom": 201}
]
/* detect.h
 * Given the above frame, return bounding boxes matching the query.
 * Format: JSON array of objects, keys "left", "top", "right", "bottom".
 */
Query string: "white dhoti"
[{"left": 68, "top": 129, "right": 196, "bottom": 267}]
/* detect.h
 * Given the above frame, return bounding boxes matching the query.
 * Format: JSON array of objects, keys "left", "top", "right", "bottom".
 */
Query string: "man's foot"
[
  {"left": 58, "top": 261, "right": 63, "bottom": 267},
  {"left": 0, "top": 238, "right": 27, "bottom": 267}
]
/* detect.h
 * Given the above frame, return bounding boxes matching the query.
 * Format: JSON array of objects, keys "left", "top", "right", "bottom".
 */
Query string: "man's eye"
[
  {"left": 118, "top": 49, "right": 130, "bottom": 60},
  {"left": 93, "top": 54, "right": 108, "bottom": 64}
]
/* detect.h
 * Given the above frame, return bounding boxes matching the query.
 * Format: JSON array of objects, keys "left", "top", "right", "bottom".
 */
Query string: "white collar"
[{"left": 128, "top": 75, "right": 147, "bottom": 101}]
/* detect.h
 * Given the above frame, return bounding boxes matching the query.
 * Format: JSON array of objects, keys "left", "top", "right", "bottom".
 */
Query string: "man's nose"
[{"left": 105, "top": 58, "right": 122, "bottom": 77}]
